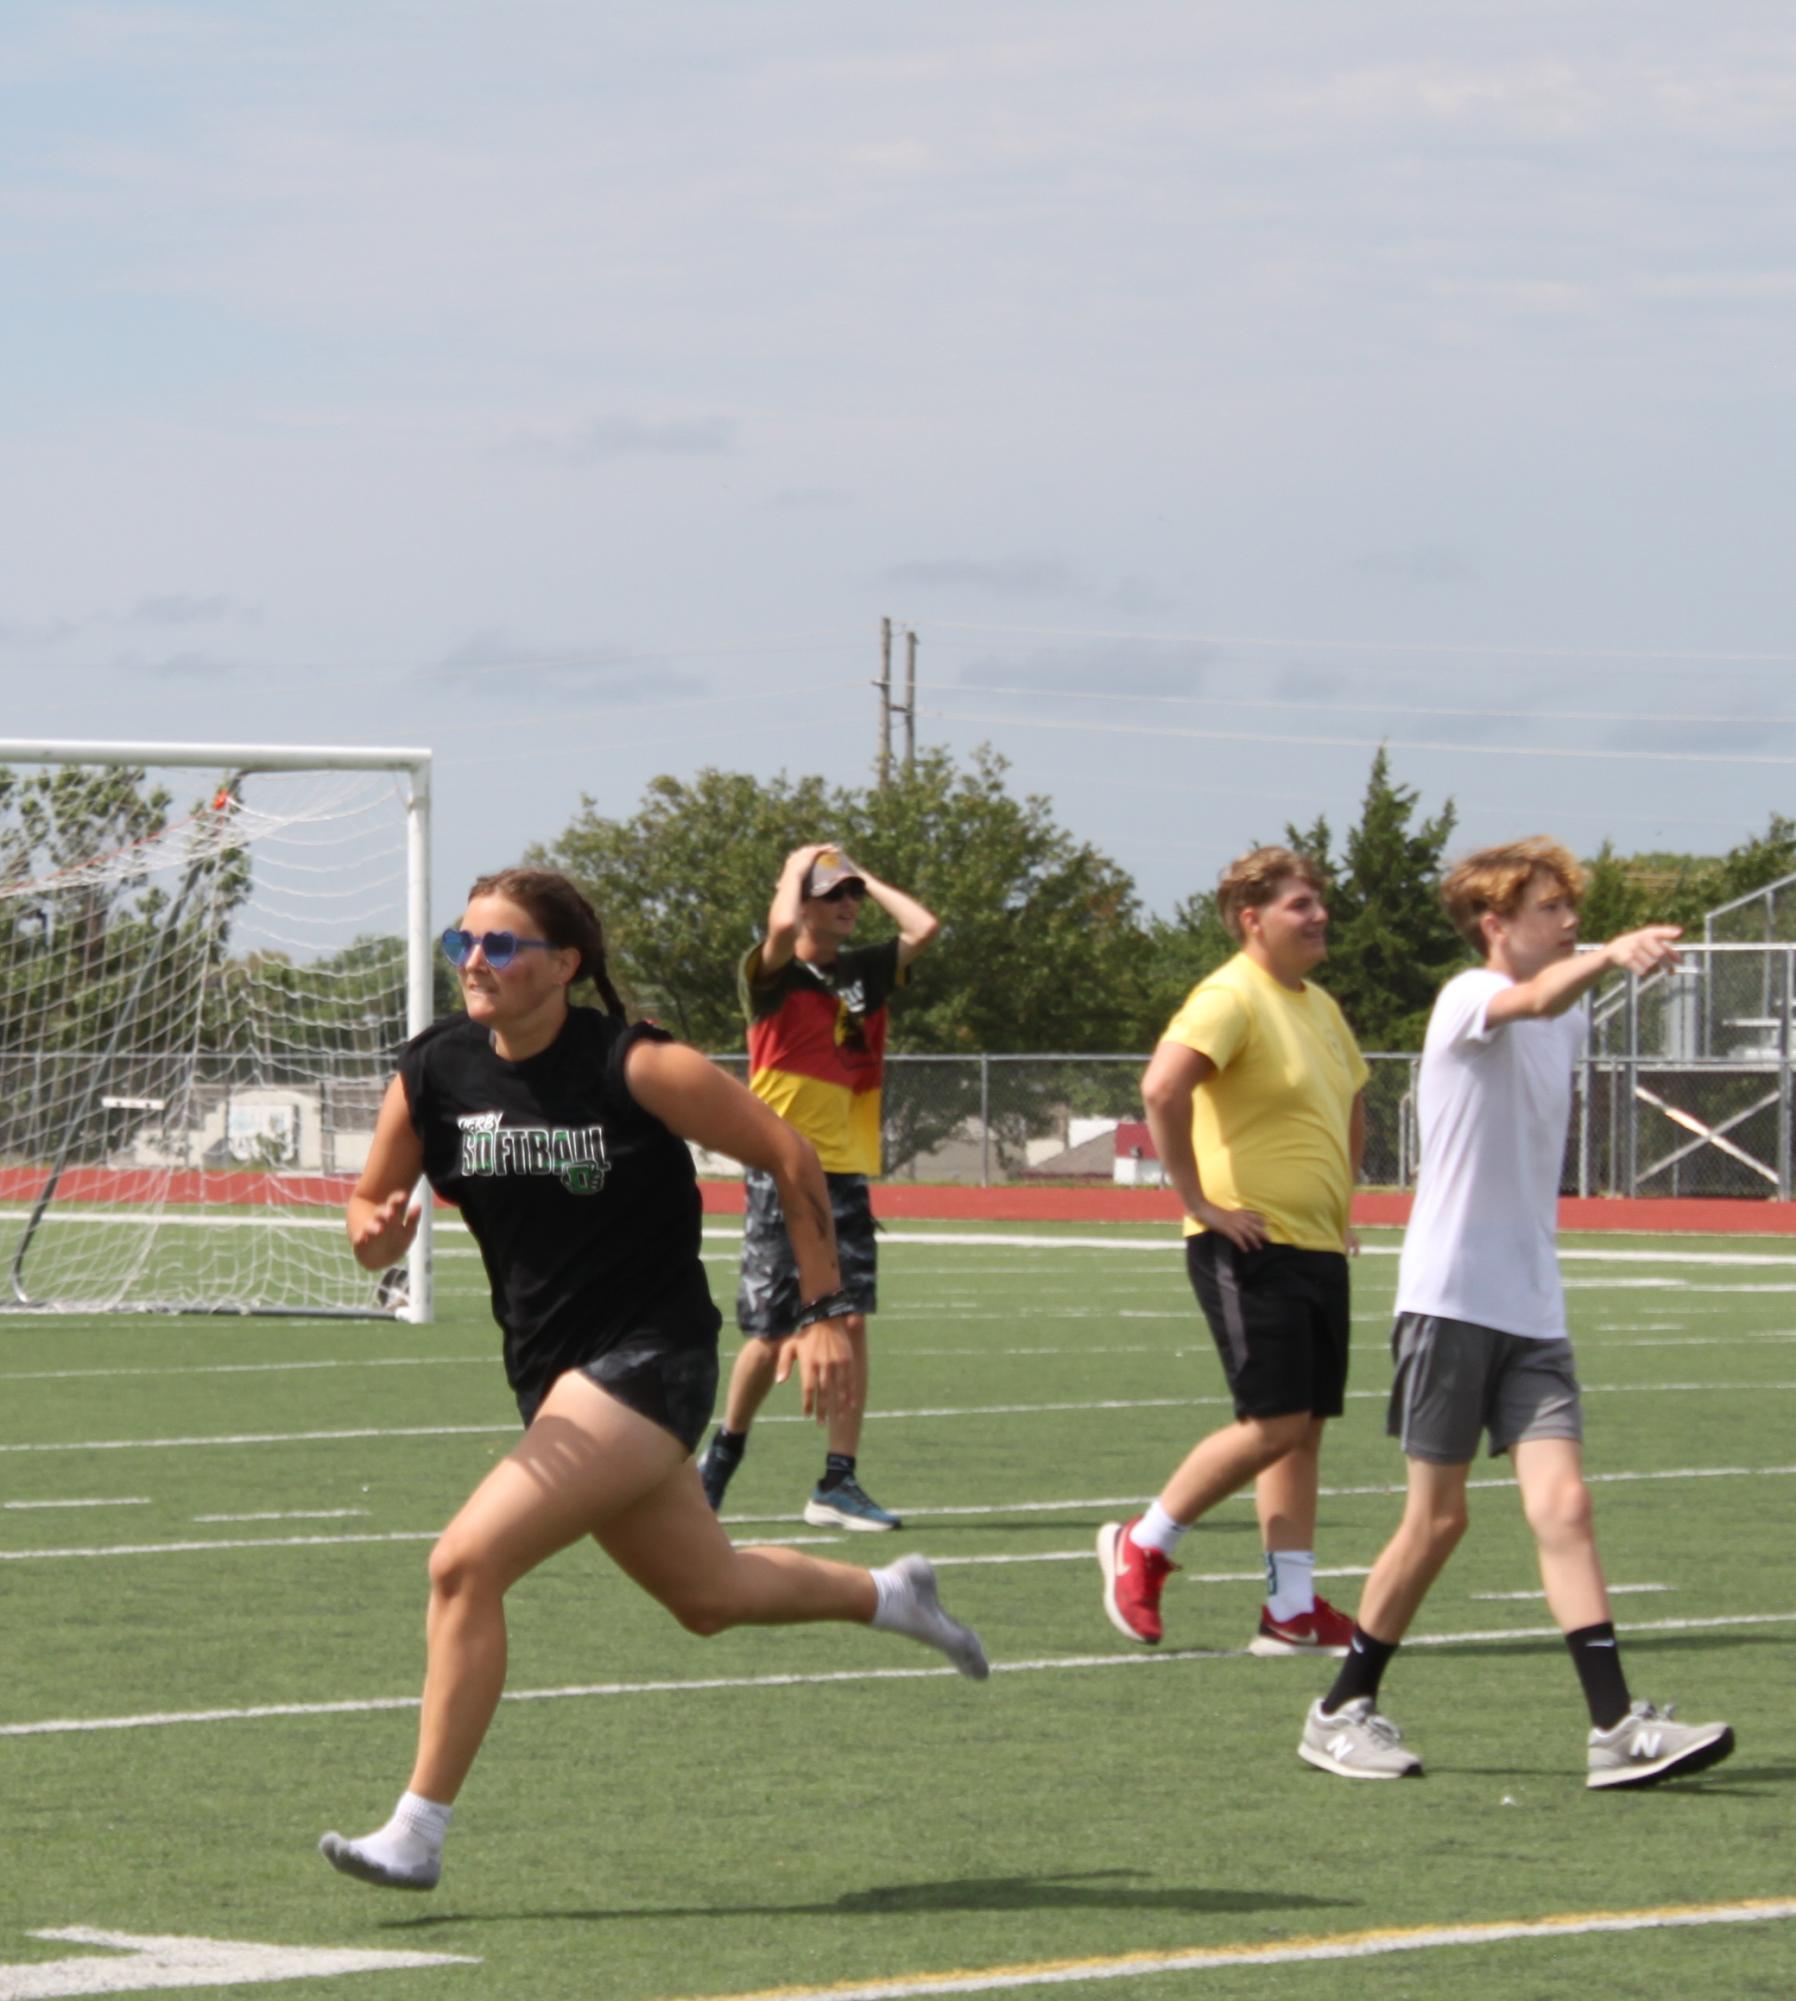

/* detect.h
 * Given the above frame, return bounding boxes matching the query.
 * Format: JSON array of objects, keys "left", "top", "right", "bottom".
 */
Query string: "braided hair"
[{"left": 466, "top": 868, "right": 627, "bottom": 1017}]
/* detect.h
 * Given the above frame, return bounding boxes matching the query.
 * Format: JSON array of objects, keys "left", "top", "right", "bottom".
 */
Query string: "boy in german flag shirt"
[{"left": 699, "top": 844, "right": 938, "bottom": 1529}]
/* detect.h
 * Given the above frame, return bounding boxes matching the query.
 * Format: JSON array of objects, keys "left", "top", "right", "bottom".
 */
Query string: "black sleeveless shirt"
[{"left": 397, "top": 1007, "right": 722, "bottom": 1420}]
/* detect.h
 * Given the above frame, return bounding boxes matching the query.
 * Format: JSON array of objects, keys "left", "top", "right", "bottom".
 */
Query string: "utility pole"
[
  {"left": 876, "top": 616, "right": 892, "bottom": 791},
  {"left": 876, "top": 618, "right": 919, "bottom": 785}
]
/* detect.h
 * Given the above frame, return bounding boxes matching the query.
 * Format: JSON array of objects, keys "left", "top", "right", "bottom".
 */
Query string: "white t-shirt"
[{"left": 1394, "top": 967, "right": 1587, "bottom": 1340}]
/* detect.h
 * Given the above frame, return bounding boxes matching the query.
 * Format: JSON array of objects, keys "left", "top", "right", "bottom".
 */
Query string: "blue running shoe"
[{"left": 803, "top": 1474, "right": 902, "bottom": 1531}]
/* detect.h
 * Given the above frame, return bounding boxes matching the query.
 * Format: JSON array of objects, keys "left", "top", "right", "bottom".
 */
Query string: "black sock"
[
  {"left": 819, "top": 1452, "right": 856, "bottom": 1492},
  {"left": 710, "top": 1427, "right": 746, "bottom": 1460},
  {"left": 1321, "top": 1626, "right": 1399, "bottom": 1714},
  {"left": 1566, "top": 1621, "right": 1630, "bottom": 1730}
]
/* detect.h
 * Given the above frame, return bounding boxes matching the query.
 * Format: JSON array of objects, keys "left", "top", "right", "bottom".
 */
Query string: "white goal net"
[{"left": 0, "top": 741, "right": 432, "bottom": 1318}]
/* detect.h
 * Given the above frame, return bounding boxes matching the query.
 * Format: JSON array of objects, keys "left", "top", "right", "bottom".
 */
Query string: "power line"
[
  {"left": 918, "top": 707, "right": 1796, "bottom": 769},
  {"left": 926, "top": 682, "right": 1795, "bottom": 731},
  {"left": 924, "top": 620, "right": 1796, "bottom": 667}
]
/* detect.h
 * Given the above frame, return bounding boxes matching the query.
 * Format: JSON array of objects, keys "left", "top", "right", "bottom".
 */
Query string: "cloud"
[
  {"left": 499, "top": 415, "right": 737, "bottom": 467},
  {"left": 432, "top": 628, "right": 706, "bottom": 701},
  {"left": 770, "top": 485, "right": 854, "bottom": 509},
  {"left": 1105, "top": 574, "right": 1183, "bottom": 617},
  {"left": 1354, "top": 546, "right": 1478, "bottom": 586},
  {"left": 1642, "top": 271, "right": 1796, "bottom": 304},
  {"left": 1429, "top": 278, "right": 1599, "bottom": 316},
  {"left": 0, "top": 617, "right": 80, "bottom": 646},
  {"left": 878, "top": 555, "right": 1075, "bottom": 595},
  {"left": 953, "top": 643, "right": 1210, "bottom": 700},
  {"left": 1268, "top": 666, "right": 1349, "bottom": 703},
  {"left": 129, "top": 593, "right": 251, "bottom": 626},
  {"left": 1273, "top": 59, "right": 1608, "bottom": 140},
  {"left": 129, "top": 651, "right": 239, "bottom": 681}
]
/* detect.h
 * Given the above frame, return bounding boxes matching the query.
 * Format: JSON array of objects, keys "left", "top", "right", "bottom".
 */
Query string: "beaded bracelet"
[{"left": 795, "top": 1287, "right": 857, "bottom": 1329}]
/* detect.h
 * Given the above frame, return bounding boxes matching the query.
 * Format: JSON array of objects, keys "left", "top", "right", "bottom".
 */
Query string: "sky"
[{"left": 4, "top": 1, "right": 1795, "bottom": 923}]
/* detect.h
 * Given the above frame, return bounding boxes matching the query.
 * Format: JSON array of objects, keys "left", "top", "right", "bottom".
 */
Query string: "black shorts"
[
  {"left": 1185, "top": 1236, "right": 1350, "bottom": 1421},
  {"left": 519, "top": 1341, "right": 719, "bottom": 1455},
  {"left": 736, "top": 1168, "right": 878, "bottom": 1338}
]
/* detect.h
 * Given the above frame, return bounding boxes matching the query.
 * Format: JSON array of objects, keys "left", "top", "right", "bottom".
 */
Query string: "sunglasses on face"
[
  {"left": 818, "top": 882, "right": 866, "bottom": 905},
  {"left": 440, "top": 928, "right": 557, "bottom": 970}
]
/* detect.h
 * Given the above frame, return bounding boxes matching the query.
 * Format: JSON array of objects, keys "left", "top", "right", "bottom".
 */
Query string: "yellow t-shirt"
[{"left": 1161, "top": 953, "right": 1368, "bottom": 1251}]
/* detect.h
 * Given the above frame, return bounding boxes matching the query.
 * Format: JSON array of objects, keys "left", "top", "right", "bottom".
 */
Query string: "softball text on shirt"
[{"left": 456, "top": 1111, "right": 610, "bottom": 1194}]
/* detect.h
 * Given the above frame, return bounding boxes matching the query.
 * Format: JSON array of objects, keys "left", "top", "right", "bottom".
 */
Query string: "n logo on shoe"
[{"left": 1635, "top": 1729, "right": 1663, "bottom": 1762}]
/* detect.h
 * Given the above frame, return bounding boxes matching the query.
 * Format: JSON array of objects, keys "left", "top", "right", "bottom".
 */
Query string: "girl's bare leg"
[
  {"left": 598, "top": 1456, "right": 877, "bottom": 1632},
  {"left": 407, "top": 1373, "right": 687, "bottom": 1800},
  {"left": 320, "top": 1372, "right": 682, "bottom": 1888}
]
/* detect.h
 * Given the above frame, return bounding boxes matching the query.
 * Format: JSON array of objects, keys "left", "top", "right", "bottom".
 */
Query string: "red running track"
[{"left": 5, "top": 1165, "right": 1794, "bottom": 1237}]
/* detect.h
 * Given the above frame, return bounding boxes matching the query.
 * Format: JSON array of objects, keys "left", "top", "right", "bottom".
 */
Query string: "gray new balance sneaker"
[
  {"left": 804, "top": 1473, "right": 902, "bottom": 1531},
  {"left": 1586, "top": 1701, "right": 1735, "bottom": 1790},
  {"left": 1298, "top": 1696, "right": 1423, "bottom": 1780}
]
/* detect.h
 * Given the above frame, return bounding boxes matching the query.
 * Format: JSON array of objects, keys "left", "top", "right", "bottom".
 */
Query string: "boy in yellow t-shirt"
[{"left": 1097, "top": 847, "right": 1367, "bottom": 1653}]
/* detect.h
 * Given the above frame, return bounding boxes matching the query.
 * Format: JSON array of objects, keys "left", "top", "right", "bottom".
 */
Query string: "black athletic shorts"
[
  {"left": 736, "top": 1168, "right": 878, "bottom": 1337},
  {"left": 519, "top": 1341, "right": 719, "bottom": 1455},
  {"left": 1185, "top": 1235, "right": 1350, "bottom": 1421}
]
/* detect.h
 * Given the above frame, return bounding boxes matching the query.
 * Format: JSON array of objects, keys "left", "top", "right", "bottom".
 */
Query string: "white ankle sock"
[
  {"left": 1265, "top": 1549, "right": 1316, "bottom": 1619},
  {"left": 360, "top": 1791, "right": 453, "bottom": 1871},
  {"left": 1130, "top": 1503, "right": 1187, "bottom": 1557},
  {"left": 868, "top": 1554, "right": 989, "bottom": 1679}
]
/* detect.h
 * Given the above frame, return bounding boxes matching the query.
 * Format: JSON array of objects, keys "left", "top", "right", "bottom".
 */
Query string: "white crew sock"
[
  {"left": 1265, "top": 1548, "right": 1316, "bottom": 1619},
  {"left": 1129, "top": 1502, "right": 1188, "bottom": 1557}
]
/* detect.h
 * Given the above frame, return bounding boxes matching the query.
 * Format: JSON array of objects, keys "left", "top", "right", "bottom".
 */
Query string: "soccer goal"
[{"left": 0, "top": 739, "right": 434, "bottom": 1320}]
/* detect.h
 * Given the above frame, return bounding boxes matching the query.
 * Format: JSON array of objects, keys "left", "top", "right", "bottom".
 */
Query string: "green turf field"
[{"left": 2, "top": 1221, "right": 1792, "bottom": 2000}]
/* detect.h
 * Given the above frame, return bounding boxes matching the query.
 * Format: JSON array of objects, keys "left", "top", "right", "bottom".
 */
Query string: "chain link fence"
[
  {"left": 703, "top": 945, "right": 1796, "bottom": 1199},
  {"left": 10, "top": 944, "right": 1788, "bottom": 1200}
]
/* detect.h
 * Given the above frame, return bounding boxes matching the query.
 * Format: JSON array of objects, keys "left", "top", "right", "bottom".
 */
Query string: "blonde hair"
[
  {"left": 1215, "top": 846, "right": 1329, "bottom": 942},
  {"left": 1441, "top": 838, "right": 1585, "bottom": 950}
]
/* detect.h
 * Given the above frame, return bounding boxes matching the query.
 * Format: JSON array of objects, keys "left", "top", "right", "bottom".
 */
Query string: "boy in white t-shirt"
[{"left": 1297, "top": 838, "right": 1736, "bottom": 1791}]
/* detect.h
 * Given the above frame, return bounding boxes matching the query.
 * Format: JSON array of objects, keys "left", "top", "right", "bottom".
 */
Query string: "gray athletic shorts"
[
  {"left": 1387, "top": 1312, "right": 1583, "bottom": 1463},
  {"left": 735, "top": 1168, "right": 877, "bottom": 1338}
]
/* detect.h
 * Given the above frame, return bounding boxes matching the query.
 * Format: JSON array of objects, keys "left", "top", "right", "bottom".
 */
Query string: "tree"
[
  {"left": 1577, "top": 817, "right": 1796, "bottom": 943},
  {"left": 1575, "top": 841, "right": 1654, "bottom": 945},
  {"left": 1138, "top": 887, "right": 1233, "bottom": 1040},
  {"left": 0, "top": 765, "right": 250, "bottom": 1163},
  {"left": 1299, "top": 750, "right": 1463, "bottom": 1051},
  {"left": 1130, "top": 751, "right": 1463, "bottom": 1054},
  {"left": 533, "top": 747, "right": 1152, "bottom": 1171},
  {"left": 530, "top": 767, "right": 840, "bottom": 1047},
  {"left": 1694, "top": 814, "right": 1796, "bottom": 937}
]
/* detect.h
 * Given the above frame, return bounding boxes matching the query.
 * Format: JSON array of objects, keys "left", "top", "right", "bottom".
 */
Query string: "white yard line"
[
  {"left": 192, "top": 1509, "right": 371, "bottom": 1523},
  {"left": 0, "top": 1355, "right": 491, "bottom": 1383},
  {"left": 10, "top": 1454, "right": 1792, "bottom": 1559},
  {"left": 2, "top": 1330, "right": 1790, "bottom": 1386},
  {"left": 16, "top": 1378, "right": 1792, "bottom": 1460},
  {"left": 4, "top": 1608, "right": 1791, "bottom": 1740},
  {"left": 1470, "top": 1582, "right": 1671, "bottom": 1601}
]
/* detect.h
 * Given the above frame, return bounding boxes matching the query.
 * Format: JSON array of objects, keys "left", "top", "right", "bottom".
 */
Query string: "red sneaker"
[
  {"left": 1097, "top": 1519, "right": 1177, "bottom": 1644},
  {"left": 1250, "top": 1594, "right": 1354, "bottom": 1657}
]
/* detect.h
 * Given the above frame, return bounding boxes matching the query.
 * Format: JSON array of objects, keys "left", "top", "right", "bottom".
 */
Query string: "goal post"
[{"left": 0, "top": 738, "right": 434, "bottom": 1321}]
